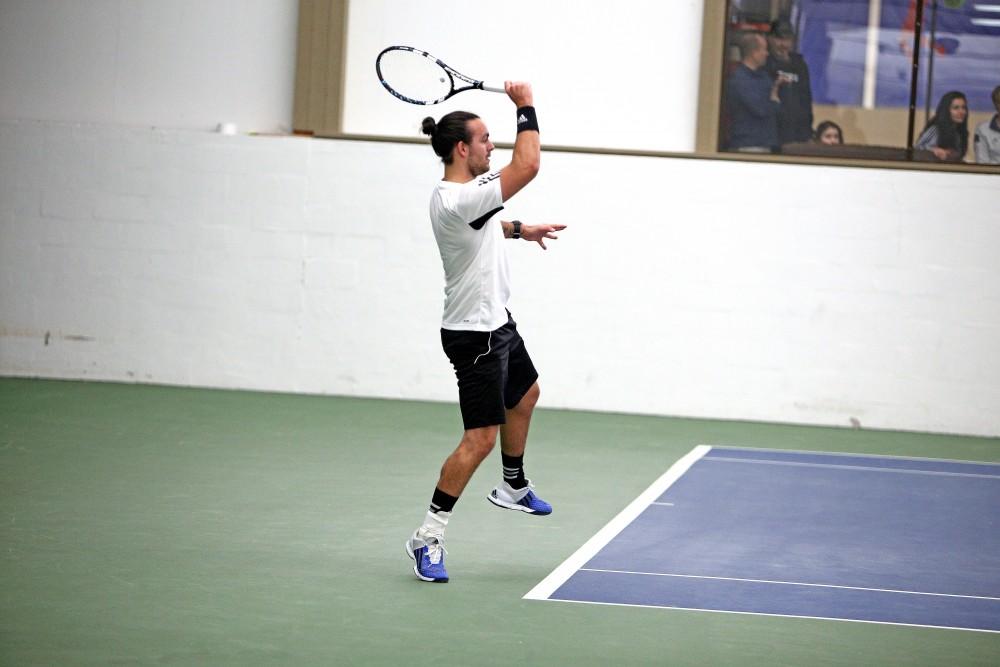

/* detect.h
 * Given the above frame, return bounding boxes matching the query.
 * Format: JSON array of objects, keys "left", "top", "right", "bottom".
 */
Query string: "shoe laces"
[{"left": 425, "top": 539, "right": 447, "bottom": 565}]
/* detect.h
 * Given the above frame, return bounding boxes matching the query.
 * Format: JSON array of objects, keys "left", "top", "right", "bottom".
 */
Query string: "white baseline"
[{"left": 523, "top": 444, "right": 711, "bottom": 601}]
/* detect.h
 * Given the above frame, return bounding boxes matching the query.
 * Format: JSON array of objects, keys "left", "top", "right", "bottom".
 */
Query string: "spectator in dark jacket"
[
  {"left": 766, "top": 20, "right": 814, "bottom": 146},
  {"left": 726, "top": 32, "right": 787, "bottom": 152}
]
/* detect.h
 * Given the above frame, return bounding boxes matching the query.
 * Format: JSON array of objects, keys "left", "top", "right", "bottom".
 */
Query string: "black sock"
[
  {"left": 429, "top": 486, "right": 458, "bottom": 514},
  {"left": 501, "top": 452, "right": 527, "bottom": 489}
]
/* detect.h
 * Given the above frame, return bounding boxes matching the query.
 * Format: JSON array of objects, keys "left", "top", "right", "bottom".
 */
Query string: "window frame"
[{"left": 292, "top": 0, "right": 1000, "bottom": 175}]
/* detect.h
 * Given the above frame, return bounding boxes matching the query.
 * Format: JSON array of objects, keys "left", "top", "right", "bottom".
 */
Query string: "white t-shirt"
[{"left": 429, "top": 171, "right": 510, "bottom": 331}]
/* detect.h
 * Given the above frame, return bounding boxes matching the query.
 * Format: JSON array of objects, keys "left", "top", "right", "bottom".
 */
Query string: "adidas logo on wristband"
[{"left": 516, "top": 107, "right": 538, "bottom": 133}]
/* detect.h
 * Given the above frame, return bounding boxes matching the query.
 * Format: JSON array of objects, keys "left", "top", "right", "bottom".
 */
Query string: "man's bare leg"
[
  {"left": 436, "top": 425, "right": 499, "bottom": 497},
  {"left": 488, "top": 383, "right": 551, "bottom": 514},
  {"left": 499, "top": 382, "right": 540, "bottom": 459},
  {"left": 408, "top": 425, "right": 499, "bottom": 581}
]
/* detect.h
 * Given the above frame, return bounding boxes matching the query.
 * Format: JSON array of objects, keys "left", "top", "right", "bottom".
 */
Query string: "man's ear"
[{"left": 454, "top": 141, "right": 469, "bottom": 159}]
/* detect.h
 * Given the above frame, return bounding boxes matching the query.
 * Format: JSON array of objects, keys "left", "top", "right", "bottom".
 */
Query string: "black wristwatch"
[{"left": 512, "top": 220, "right": 521, "bottom": 240}]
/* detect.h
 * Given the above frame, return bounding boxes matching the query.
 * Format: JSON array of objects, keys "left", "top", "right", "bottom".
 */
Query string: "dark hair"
[
  {"left": 421, "top": 111, "right": 479, "bottom": 164},
  {"left": 814, "top": 120, "right": 844, "bottom": 144},
  {"left": 769, "top": 19, "right": 794, "bottom": 38},
  {"left": 922, "top": 91, "right": 969, "bottom": 156}
]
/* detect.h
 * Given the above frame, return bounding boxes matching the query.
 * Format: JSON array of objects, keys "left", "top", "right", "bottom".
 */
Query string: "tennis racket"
[{"left": 375, "top": 46, "right": 505, "bottom": 105}]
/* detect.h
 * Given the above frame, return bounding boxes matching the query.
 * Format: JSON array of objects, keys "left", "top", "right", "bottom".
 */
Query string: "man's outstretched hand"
[{"left": 522, "top": 223, "right": 567, "bottom": 250}]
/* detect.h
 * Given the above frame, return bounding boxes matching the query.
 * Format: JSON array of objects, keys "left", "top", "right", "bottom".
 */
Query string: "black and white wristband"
[
  {"left": 516, "top": 106, "right": 539, "bottom": 133},
  {"left": 511, "top": 220, "right": 522, "bottom": 239}
]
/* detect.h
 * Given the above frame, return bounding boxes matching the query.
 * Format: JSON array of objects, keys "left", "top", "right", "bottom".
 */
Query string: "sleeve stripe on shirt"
[{"left": 468, "top": 206, "right": 504, "bottom": 230}]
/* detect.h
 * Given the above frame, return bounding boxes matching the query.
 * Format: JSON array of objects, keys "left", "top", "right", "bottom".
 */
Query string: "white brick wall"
[{"left": 1, "top": 119, "right": 999, "bottom": 436}]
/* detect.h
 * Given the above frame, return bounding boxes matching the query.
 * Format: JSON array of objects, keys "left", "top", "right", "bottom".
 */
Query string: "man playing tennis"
[{"left": 406, "top": 81, "right": 566, "bottom": 582}]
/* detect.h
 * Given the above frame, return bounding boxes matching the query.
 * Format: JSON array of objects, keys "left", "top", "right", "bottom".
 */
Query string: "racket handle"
[{"left": 480, "top": 81, "right": 505, "bottom": 94}]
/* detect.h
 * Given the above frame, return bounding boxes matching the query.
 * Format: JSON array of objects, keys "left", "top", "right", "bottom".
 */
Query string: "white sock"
[{"left": 418, "top": 510, "right": 450, "bottom": 541}]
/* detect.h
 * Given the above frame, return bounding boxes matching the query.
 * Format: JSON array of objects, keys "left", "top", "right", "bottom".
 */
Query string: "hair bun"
[{"left": 421, "top": 116, "right": 437, "bottom": 136}]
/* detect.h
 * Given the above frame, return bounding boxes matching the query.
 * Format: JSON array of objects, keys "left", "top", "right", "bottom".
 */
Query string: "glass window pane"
[{"left": 721, "top": 0, "right": 1000, "bottom": 164}]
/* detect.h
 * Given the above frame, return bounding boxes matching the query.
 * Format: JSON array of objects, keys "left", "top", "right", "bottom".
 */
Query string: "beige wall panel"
[{"left": 293, "top": 0, "right": 346, "bottom": 136}]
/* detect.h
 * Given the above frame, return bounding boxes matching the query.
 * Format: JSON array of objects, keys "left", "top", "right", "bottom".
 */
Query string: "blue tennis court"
[{"left": 526, "top": 446, "right": 1000, "bottom": 633}]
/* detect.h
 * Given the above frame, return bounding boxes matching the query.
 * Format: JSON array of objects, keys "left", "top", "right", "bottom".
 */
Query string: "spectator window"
[{"left": 718, "top": 0, "right": 1000, "bottom": 165}]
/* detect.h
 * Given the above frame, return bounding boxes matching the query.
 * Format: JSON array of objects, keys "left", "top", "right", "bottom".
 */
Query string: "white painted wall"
[
  {"left": 2, "top": 120, "right": 999, "bottom": 436},
  {"left": 1, "top": 0, "right": 998, "bottom": 436},
  {"left": 0, "top": 0, "right": 298, "bottom": 133},
  {"left": 0, "top": 0, "right": 701, "bottom": 148}
]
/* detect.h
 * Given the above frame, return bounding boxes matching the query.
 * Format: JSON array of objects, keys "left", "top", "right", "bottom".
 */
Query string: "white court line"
[
  {"left": 704, "top": 456, "right": 1000, "bottom": 480},
  {"left": 650, "top": 502, "right": 674, "bottom": 506},
  {"left": 522, "top": 445, "right": 711, "bottom": 601},
  {"left": 525, "top": 443, "right": 1000, "bottom": 632},
  {"left": 578, "top": 568, "right": 1000, "bottom": 602},
  {"left": 705, "top": 444, "right": 1000, "bottom": 468},
  {"left": 540, "top": 598, "right": 1000, "bottom": 635}
]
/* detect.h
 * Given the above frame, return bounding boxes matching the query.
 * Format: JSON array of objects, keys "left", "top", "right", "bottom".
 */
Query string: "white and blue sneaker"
[
  {"left": 405, "top": 530, "right": 449, "bottom": 583},
  {"left": 487, "top": 479, "right": 552, "bottom": 515}
]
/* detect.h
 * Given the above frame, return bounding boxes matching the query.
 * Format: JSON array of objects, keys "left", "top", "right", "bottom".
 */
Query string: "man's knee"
[
  {"left": 461, "top": 425, "right": 499, "bottom": 459},
  {"left": 517, "top": 382, "right": 540, "bottom": 412}
]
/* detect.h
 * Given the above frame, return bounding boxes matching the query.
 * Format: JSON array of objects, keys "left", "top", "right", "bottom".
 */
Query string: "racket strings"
[{"left": 378, "top": 50, "right": 452, "bottom": 104}]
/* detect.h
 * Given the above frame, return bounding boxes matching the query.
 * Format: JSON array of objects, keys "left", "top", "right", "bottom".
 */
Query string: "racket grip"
[{"left": 480, "top": 81, "right": 506, "bottom": 94}]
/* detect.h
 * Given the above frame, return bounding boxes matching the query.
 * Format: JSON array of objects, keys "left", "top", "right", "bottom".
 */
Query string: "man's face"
[
  {"left": 748, "top": 35, "right": 769, "bottom": 68},
  {"left": 463, "top": 118, "right": 494, "bottom": 176},
  {"left": 769, "top": 34, "right": 793, "bottom": 60}
]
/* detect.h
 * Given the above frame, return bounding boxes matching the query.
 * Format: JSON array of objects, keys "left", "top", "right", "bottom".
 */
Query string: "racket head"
[
  {"left": 376, "top": 46, "right": 455, "bottom": 105},
  {"left": 376, "top": 46, "right": 485, "bottom": 105}
]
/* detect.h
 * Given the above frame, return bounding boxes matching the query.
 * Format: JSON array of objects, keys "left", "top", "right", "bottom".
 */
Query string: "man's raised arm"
[{"left": 500, "top": 81, "right": 540, "bottom": 202}]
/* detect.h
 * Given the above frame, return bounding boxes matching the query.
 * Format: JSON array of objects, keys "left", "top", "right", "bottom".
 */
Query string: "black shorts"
[{"left": 441, "top": 312, "right": 539, "bottom": 431}]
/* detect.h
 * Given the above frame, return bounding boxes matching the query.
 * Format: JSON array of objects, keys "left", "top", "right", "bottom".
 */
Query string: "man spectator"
[
  {"left": 766, "top": 20, "right": 814, "bottom": 146},
  {"left": 974, "top": 85, "right": 1000, "bottom": 165},
  {"left": 726, "top": 32, "right": 786, "bottom": 152}
]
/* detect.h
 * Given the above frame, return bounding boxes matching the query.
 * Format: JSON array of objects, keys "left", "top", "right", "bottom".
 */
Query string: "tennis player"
[{"left": 406, "top": 81, "right": 566, "bottom": 582}]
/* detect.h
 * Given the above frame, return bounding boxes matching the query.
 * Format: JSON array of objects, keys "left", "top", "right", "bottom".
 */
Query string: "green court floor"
[{"left": 1, "top": 378, "right": 998, "bottom": 665}]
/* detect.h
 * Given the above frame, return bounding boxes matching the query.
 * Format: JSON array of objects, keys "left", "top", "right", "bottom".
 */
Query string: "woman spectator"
[
  {"left": 814, "top": 121, "right": 844, "bottom": 146},
  {"left": 916, "top": 91, "right": 969, "bottom": 162}
]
